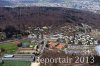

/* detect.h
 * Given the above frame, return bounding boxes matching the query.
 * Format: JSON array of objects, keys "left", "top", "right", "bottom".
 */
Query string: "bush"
[{"left": 0, "top": 48, "right": 5, "bottom": 52}]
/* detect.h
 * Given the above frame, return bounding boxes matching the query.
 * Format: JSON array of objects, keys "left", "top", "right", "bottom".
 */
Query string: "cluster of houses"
[
  {"left": 48, "top": 41, "right": 65, "bottom": 50},
  {"left": 40, "top": 33, "right": 66, "bottom": 50},
  {"left": 64, "top": 44, "right": 97, "bottom": 55},
  {"left": 65, "top": 33, "right": 99, "bottom": 45},
  {"left": 43, "top": 31, "right": 100, "bottom": 56}
]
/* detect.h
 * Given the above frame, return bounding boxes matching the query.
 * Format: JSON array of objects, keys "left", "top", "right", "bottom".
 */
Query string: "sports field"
[
  {"left": 0, "top": 61, "right": 31, "bottom": 66},
  {"left": 0, "top": 42, "right": 18, "bottom": 54}
]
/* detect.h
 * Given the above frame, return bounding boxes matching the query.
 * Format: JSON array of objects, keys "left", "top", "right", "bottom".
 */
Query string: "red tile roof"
[{"left": 56, "top": 44, "right": 65, "bottom": 49}]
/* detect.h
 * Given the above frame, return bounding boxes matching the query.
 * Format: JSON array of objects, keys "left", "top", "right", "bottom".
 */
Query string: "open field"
[
  {"left": 0, "top": 42, "right": 18, "bottom": 54},
  {"left": 0, "top": 61, "right": 31, "bottom": 66}
]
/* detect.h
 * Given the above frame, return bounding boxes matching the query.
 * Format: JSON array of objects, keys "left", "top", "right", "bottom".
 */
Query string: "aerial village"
[{"left": 0, "top": 23, "right": 100, "bottom": 66}]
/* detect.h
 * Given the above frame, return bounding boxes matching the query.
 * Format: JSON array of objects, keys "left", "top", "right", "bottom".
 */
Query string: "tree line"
[{"left": 0, "top": 25, "right": 29, "bottom": 41}]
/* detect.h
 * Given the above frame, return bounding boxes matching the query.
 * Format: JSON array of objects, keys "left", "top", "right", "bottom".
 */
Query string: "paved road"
[
  {"left": 40, "top": 39, "right": 47, "bottom": 54},
  {"left": 0, "top": 38, "right": 27, "bottom": 44},
  {"left": 38, "top": 38, "right": 48, "bottom": 58},
  {"left": 0, "top": 40, "right": 14, "bottom": 44}
]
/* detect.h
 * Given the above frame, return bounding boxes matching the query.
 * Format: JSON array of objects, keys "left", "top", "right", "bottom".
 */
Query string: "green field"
[
  {"left": 0, "top": 42, "right": 18, "bottom": 54},
  {"left": 0, "top": 61, "right": 31, "bottom": 66}
]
